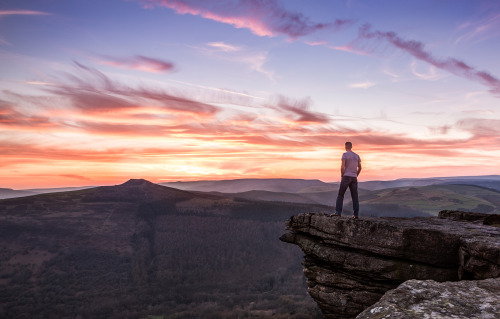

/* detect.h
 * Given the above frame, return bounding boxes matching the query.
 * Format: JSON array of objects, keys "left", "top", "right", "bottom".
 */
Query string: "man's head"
[{"left": 345, "top": 141, "right": 352, "bottom": 150}]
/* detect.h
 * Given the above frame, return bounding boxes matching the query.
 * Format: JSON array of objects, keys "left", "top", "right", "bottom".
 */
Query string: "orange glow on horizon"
[
  {"left": 2, "top": 55, "right": 499, "bottom": 190},
  {"left": 2, "top": 142, "right": 498, "bottom": 189}
]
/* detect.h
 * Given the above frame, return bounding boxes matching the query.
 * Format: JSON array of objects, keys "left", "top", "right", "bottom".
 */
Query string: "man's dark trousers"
[{"left": 335, "top": 176, "right": 359, "bottom": 217}]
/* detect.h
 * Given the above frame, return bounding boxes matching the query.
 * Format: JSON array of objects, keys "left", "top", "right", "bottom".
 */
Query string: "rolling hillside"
[
  {"left": 162, "top": 178, "right": 327, "bottom": 193},
  {"left": 0, "top": 186, "right": 95, "bottom": 199},
  {"left": 220, "top": 188, "right": 377, "bottom": 207},
  {"left": 193, "top": 181, "right": 500, "bottom": 218},
  {"left": 0, "top": 188, "right": 37, "bottom": 199},
  {"left": 360, "top": 184, "right": 500, "bottom": 216},
  {"left": 0, "top": 179, "right": 326, "bottom": 318},
  {"left": 195, "top": 180, "right": 500, "bottom": 218},
  {"left": 358, "top": 175, "right": 500, "bottom": 191}
]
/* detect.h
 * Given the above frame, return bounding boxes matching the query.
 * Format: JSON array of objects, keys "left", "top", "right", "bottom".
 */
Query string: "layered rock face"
[{"left": 280, "top": 211, "right": 500, "bottom": 319}]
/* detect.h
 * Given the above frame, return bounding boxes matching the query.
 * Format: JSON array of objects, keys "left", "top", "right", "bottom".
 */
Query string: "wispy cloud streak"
[
  {"left": 358, "top": 24, "right": 500, "bottom": 95},
  {"left": 271, "top": 96, "right": 330, "bottom": 124},
  {"left": 349, "top": 81, "right": 375, "bottom": 89},
  {"left": 54, "top": 62, "right": 218, "bottom": 115},
  {"left": 197, "top": 42, "right": 274, "bottom": 80},
  {"left": 207, "top": 42, "right": 241, "bottom": 52},
  {"left": 2, "top": 60, "right": 500, "bottom": 186},
  {"left": 3, "top": 63, "right": 498, "bottom": 153},
  {"left": 140, "top": 0, "right": 349, "bottom": 39},
  {"left": 0, "top": 10, "right": 51, "bottom": 46},
  {"left": 97, "top": 55, "right": 175, "bottom": 73},
  {"left": 137, "top": 1, "right": 500, "bottom": 95},
  {"left": 456, "top": 12, "right": 500, "bottom": 44},
  {"left": 0, "top": 10, "right": 51, "bottom": 16}
]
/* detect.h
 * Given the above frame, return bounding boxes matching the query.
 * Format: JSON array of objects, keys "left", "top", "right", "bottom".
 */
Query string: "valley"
[{"left": 1, "top": 176, "right": 499, "bottom": 318}]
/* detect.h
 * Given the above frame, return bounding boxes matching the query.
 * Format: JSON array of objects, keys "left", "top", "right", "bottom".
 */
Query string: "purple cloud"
[
  {"left": 139, "top": 0, "right": 350, "bottom": 39},
  {"left": 359, "top": 24, "right": 500, "bottom": 96}
]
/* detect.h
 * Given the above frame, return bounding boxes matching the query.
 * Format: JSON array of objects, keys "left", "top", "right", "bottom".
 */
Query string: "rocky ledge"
[{"left": 280, "top": 211, "right": 500, "bottom": 319}]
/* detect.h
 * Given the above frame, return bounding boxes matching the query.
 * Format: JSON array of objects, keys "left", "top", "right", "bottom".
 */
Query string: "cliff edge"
[{"left": 280, "top": 211, "right": 500, "bottom": 319}]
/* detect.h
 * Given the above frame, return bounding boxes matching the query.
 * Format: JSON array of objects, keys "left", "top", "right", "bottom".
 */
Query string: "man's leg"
[
  {"left": 348, "top": 177, "right": 359, "bottom": 217},
  {"left": 335, "top": 176, "right": 350, "bottom": 215}
]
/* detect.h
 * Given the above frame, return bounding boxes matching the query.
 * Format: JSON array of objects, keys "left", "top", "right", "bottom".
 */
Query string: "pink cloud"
[
  {"left": 7, "top": 71, "right": 495, "bottom": 156},
  {"left": 59, "top": 174, "right": 93, "bottom": 181},
  {"left": 0, "top": 10, "right": 50, "bottom": 16},
  {"left": 457, "top": 118, "right": 500, "bottom": 138},
  {"left": 455, "top": 12, "right": 500, "bottom": 44},
  {"left": 206, "top": 41, "right": 241, "bottom": 52},
  {"left": 329, "top": 43, "right": 371, "bottom": 56},
  {"left": 4, "top": 65, "right": 498, "bottom": 159},
  {"left": 0, "top": 98, "right": 56, "bottom": 129},
  {"left": 97, "top": 55, "right": 175, "bottom": 73},
  {"left": 304, "top": 40, "right": 328, "bottom": 46},
  {"left": 271, "top": 96, "right": 330, "bottom": 124},
  {"left": 50, "top": 87, "right": 138, "bottom": 113},
  {"left": 140, "top": 0, "right": 349, "bottom": 39},
  {"left": 358, "top": 24, "right": 500, "bottom": 96},
  {"left": 53, "top": 62, "right": 218, "bottom": 115},
  {"left": 3, "top": 61, "right": 500, "bottom": 187}
]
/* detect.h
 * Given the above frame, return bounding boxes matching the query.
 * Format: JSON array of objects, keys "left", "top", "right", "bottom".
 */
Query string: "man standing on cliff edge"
[{"left": 332, "top": 141, "right": 362, "bottom": 219}]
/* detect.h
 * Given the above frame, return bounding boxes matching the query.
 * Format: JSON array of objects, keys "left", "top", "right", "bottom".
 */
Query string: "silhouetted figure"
[{"left": 332, "top": 142, "right": 362, "bottom": 218}]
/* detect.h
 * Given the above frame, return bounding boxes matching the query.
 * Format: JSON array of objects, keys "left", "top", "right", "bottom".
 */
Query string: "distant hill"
[
  {"left": 163, "top": 176, "right": 500, "bottom": 193},
  {"left": 358, "top": 179, "right": 445, "bottom": 191},
  {"left": 215, "top": 190, "right": 321, "bottom": 204},
  {"left": 359, "top": 175, "right": 500, "bottom": 191},
  {"left": 359, "top": 184, "right": 500, "bottom": 216},
  {"left": 221, "top": 188, "right": 376, "bottom": 207},
  {"left": 161, "top": 178, "right": 327, "bottom": 193},
  {"left": 439, "top": 179, "right": 500, "bottom": 192},
  {"left": 198, "top": 180, "right": 500, "bottom": 218},
  {"left": 0, "top": 188, "right": 37, "bottom": 199},
  {"left": 0, "top": 179, "right": 325, "bottom": 318},
  {"left": 3, "top": 175, "right": 498, "bottom": 200},
  {"left": 0, "top": 186, "right": 95, "bottom": 199},
  {"left": 22, "top": 185, "right": 95, "bottom": 194}
]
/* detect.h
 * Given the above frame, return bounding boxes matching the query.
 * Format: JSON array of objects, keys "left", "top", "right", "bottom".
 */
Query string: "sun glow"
[{"left": 1, "top": 1, "right": 500, "bottom": 189}]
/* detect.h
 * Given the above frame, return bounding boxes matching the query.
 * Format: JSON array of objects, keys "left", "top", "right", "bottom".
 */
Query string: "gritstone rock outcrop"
[
  {"left": 356, "top": 277, "right": 500, "bottom": 319},
  {"left": 280, "top": 210, "right": 500, "bottom": 319}
]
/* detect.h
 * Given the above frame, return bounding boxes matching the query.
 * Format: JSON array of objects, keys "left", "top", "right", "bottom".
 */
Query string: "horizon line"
[{"left": 8, "top": 174, "right": 500, "bottom": 191}]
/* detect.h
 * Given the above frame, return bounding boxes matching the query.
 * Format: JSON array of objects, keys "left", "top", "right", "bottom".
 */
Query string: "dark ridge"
[{"left": 120, "top": 179, "right": 155, "bottom": 187}]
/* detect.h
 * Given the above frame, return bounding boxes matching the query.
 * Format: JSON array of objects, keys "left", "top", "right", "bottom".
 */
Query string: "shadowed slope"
[{"left": 0, "top": 179, "right": 327, "bottom": 318}]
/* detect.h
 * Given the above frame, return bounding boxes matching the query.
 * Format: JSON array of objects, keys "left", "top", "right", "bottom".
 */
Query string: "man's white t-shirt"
[{"left": 342, "top": 151, "right": 361, "bottom": 177}]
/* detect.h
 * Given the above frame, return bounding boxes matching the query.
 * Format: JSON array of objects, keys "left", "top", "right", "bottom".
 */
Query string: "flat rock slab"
[{"left": 356, "top": 278, "right": 500, "bottom": 319}]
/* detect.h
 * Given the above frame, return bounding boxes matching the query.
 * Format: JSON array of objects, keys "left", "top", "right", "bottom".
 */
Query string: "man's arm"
[
  {"left": 340, "top": 159, "right": 346, "bottom": 177},
  {"left": 357, "top": 161, "right": 362, "bottom": 176}
]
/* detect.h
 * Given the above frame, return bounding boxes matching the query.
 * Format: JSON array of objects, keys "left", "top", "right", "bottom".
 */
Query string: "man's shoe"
[
  {"left": 351, "top": 215, "right": 358, "bottom": 219},
  {"left": 330, "top": 213, "right": 341, "bottom": 217}
]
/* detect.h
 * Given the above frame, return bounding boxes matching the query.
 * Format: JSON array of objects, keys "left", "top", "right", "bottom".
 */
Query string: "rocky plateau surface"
[{"left": 280, "top": 211, "right": 500, "bottom": 319}]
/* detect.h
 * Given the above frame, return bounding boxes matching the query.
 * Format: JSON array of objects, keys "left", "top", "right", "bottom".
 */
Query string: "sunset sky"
[{"left": 1, "top": 0, "right": 500, "bottom": 189}]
